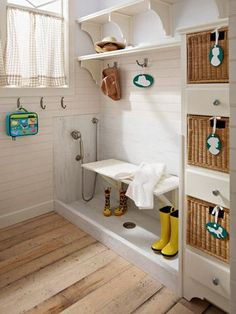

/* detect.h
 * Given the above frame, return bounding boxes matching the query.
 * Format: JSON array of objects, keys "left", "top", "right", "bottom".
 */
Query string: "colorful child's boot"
[
  {"left": 114, "top": 190, "right": 127, "bottom": 216},
  {"left": 103, "top": 187, "right": 112, "bottom": 217},
  {"left": 161, "top": 210, "right": 178, "bottom": 257},
  {"left": 151, "top": 206, "right": 175, "bottom": 252}
]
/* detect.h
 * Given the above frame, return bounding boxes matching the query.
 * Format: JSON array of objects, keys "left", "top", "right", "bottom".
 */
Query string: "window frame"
[{"left": 0, "top": 0, "right": 75, "bottom": 97}]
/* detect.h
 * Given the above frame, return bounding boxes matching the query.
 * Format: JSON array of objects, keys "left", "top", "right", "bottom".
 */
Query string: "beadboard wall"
[
  {"left": 0, "top": 0, "right": 100, "bottom": 228},
  {"left": 99, "top": 47, "right": 181, "bottom": 175},
  {"left": 0, "top": 68, "right": 100, "bottom": 228},
  {"left": 230, "top": 0, "right": 236, "bottom": 312}
]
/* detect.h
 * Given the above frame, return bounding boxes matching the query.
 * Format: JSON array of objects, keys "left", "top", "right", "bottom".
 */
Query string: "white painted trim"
[
  {"left": 0, "top": 200, "right": 54, "bottom": 228},
  {"left": 55, "top": 199, "right": 180, "bottom": 294},
  {"left": 177, "top": 19, "right": 228, "bottom": 34}
]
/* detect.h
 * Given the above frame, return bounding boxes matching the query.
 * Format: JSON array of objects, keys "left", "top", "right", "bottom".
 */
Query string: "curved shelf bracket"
[
  {"left": 109, "top": 12, "right": 132, "bottom": 46},
  {"left": 81, "top": 60, "right": 102, "bottom": 86},
  {"left": 149, "top": 0, "right": 173, "bottom": 37},
  {"left": 214, "top": 0, "right": 229, "bottom": 19},
  {"left": 81, "top": 21, "right": 102, "bottom": 45}
]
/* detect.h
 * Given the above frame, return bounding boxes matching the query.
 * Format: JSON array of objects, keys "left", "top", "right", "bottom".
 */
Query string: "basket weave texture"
[
  {"left": 187, "top": 115, "right": 229, "bottom": 173},
  {"left": 186, "top": 196, "right": 230, "bottom": 263},
  {"left": 187, "top": 27, "right": 228, "bottom": 84}
]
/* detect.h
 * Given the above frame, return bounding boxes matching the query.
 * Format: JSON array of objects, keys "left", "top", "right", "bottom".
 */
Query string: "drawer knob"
[
  {"left": 213, "top": 99, "right": 221, "bottom": 106},
  {"left": 212, "top": 190, "right": 220, "bottom": 196},
  {"left": 212, "top": 277, "right": 220, "bottom": 286}
]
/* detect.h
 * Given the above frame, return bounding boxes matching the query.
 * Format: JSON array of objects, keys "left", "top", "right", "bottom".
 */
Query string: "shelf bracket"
[
  {"left": 80, "top": 60, "right": 102, "bottom": 86},
  {"left": 81, "top": 21, "right": 102, "bottom": 45},
  {"left": 109, "top": 12, "right": 132, "bottom": 46},
  {"left": 214, "top": 0, "right": 229, "bottom": 19},
  {"left": 149, "top": 0, "right": 173, "bottom": 37}
]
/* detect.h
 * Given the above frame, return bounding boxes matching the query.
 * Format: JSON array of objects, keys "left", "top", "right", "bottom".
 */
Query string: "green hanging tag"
[
  {"left": 209, "top": 29, "right": 224, "bottom": 67},
  {"left": 206, "top": 117, "right": 222, "bottom": 155},
  {"left": 206, "top": 205, "right": 228, "bottom": 240},
  {"left": 206, "top": 133, "right": 222, "bottom": 155},
  {"left": 133, "top": 74, "right": 154, "bottom": 88},
  {"left": 206, "top": 222, "right": 228, "bottom": 239}
]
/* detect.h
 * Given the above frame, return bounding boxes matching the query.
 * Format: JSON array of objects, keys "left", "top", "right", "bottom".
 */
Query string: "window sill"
[{"left": 0, "top": 85, "right": 75, "bottom": 97}]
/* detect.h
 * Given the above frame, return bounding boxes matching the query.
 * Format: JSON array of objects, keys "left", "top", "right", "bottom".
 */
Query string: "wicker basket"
[
  {"left": 187, "top": 115, "right": 229, "bottom": 173},
  {"left": 187, "top": 27, "right": 229, "bottom": 84},
  {"left": 186, "top": 196, "right": 230, "bottom": 263}
]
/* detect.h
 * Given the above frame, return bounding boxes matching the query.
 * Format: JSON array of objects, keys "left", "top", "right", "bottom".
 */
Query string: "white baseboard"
[{"left": 0, "top": 200, "right": 54, "bottom": 228}]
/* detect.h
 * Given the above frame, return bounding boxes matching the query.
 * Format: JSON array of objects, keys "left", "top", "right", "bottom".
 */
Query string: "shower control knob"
[
  {"left": 212, "top": 277, "right": 219, "bottom": 286},
  {"left": 213, "top": 99, "right": 220, "bottom": 106},
  {"left": 75, "top": 154, "right": 82, "bottom": 161},
  {"left": 212, "top": 189, "right": 220, "bottom": 196}
]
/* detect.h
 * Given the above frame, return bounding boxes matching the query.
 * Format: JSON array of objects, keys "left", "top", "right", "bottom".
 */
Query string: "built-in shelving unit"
[{"left": 76, "top": 0, "right": 178, "bottom": 85}]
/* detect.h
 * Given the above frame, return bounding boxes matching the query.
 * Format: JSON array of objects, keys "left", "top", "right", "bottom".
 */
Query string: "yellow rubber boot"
[
  {"left": 151, "top": 206, "right": 174, "bottom": 252},
  {"left": 114, "top": 190, "right": 127, "bottom": 216},
  {"left": 103, "top": 187, "right": 112, "bottom": 217},
  {"left": 161, "top": 210, "right": 178, "bottom": 257}
]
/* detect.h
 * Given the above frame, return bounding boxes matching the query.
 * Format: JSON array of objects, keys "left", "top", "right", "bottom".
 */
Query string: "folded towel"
[{"left": 125, "top": 162, "right": 166, "bottom": 209}]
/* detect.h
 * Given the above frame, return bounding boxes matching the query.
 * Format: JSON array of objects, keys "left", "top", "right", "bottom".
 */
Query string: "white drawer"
[
  {"left": 185, "top": 249, "right": 230, "bottom": 299},
  {"left": 186, "top": 88, "right": 229, "bottom": 116},
  {"left": 186, "top": 167, "right": 230, "bottom": 208}
]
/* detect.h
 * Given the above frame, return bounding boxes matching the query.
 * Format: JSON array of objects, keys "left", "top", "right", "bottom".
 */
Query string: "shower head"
[
  {"left": 71, "top": 130, "right": 81, "bottom": 140},
  {"left": 92, "top": 117, "right": 99, "bottom": 124}
]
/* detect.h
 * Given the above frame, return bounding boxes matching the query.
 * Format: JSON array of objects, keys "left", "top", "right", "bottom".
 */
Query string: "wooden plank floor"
[{"left": 0, "top": 212, "right": 226, "bottom": 314}]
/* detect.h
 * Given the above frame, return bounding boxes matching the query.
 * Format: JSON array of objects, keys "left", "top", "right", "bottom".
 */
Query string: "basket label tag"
[
  {"left": 206, "top": 133, "right": 222, "bottom": 155},
  {"left": 209, "top": 29, "right": 224, "bottom": 67},
  {"left": 206, "top": 222, "right": 228, "bottom": 239},
  {"left": 206, "top": 205, "right": 228, "bottom": 239}
]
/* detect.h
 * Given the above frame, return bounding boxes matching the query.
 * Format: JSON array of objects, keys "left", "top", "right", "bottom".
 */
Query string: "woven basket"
[
  {"left": 186, "top": 196, "right": 230, "bottom": 263},
  {"left": 187, "top": 115, "right": 229, "bottom": 173},
  {"left": 187, "top": 27, "right": 228, "bottom": 84}
]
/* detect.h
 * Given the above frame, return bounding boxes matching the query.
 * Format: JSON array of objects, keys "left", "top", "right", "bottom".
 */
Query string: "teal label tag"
[
  {"left": 206, "top": 133, "right": 222, "bottom": 155},
  {"left": 209, "top": 45, "right": 224, "bottom": 67},
  {"left": 133, "top": 74, "right": 154, "bottom": 88},
  {"left": 206, "top": 222, "right": 228, "bottom": 239}
]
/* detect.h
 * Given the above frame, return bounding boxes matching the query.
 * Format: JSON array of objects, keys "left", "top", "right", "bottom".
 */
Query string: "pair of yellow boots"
[
  {"left": 152, "top": 206, "right": 179, "bottom": 257},
  {"left": 103, "top": 187, "right": 127, "bottom": 217}
]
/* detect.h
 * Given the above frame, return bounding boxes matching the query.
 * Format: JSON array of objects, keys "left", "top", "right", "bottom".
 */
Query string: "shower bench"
[{"left": 82, "top": 159, "right": 179, "bottom": 207}]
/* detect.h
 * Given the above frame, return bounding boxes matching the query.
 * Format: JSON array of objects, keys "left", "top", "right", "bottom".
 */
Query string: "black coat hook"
[
  {"left": 17, "top": 97, "right": 21, "bottom": 109},
  {"left": 136, "top": 58, "right": 148, "bottom": 68},
  {"left": 40, "top": 97, "right": 46, "bottom": 110},
  {"left": 61, "top": 96, "right": 66, "bottom": 109}
]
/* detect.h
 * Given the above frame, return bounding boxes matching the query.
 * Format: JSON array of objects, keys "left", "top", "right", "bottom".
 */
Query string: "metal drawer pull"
[
  {"left": 212, "top": 190, "right": 220, "bottom": 196},
  {"left": 212, "top": 277, "right": 219, "bottom": 286},
  {"left": 213, "top": 99, "right": 221, "bottom": 106}
]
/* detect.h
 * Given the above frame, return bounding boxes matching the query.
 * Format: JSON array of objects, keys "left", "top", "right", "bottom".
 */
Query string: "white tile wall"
[
  {"left": 99, "top": 48, "right": 181, "bottom": 175},
  {"left": 230, "top": 0, "right": 236, "bottom": 312}
]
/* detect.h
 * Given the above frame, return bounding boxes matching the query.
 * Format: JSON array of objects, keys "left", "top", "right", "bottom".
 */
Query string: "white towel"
[{"left": 125, "top": 162, "right": 166, "bottom": 210}]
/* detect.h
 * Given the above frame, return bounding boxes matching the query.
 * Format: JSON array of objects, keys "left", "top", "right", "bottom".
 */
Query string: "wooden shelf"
[
  {"left": 78, "top": 41, "right": 180, "bottom": 85},
  {"left": 77, "top": 0, "right": 173, "bottom": 47}
]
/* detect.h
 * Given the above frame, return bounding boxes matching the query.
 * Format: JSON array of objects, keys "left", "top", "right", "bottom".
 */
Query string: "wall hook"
[
  {"left": 40, "top": 97, "right": 46, "bottom": 110},
  {"left": 61, "top": 96, "right": 66, "bottom": 109},
  {"left": 136, "top": 58, "right": 148, "bottom": 68},
  {"left": 17, "top": 97, "right": 21, "bottom": 109},
  {"left": 107, "top": 62, "right": 118, "bottom": 68}
]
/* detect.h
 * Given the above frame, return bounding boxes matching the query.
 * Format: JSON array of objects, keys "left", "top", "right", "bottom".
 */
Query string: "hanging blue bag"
[{"left": 6, "top": 107, "right": 39, "bottom": 139}]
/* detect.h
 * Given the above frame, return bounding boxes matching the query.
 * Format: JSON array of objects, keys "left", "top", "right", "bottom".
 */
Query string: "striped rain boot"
[{"left": 114, "top": 190, "right": 127, "bottom": 216}]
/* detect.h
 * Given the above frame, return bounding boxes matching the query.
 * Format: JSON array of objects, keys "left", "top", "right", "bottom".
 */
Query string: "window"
[{"left": 0, "top": 0, "right": 67, "bottom": 88}]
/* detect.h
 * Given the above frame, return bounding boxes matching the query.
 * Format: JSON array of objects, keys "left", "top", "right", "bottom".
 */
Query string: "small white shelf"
[
  {"left": 78, "top": 41, "right": 180, "bottom": 61},
  {"left": 82, "top": 159, "right": 179, "bottom": 198}
]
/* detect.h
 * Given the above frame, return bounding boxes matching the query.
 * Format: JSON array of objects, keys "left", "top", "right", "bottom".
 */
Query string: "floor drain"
[{"left": 123, "top": 222, "right": 136, "bottom": 229}]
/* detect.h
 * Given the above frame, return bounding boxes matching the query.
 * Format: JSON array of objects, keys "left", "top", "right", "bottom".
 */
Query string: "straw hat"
[{"left": 95, "top": 36, "right": 125, "bottom": 53}]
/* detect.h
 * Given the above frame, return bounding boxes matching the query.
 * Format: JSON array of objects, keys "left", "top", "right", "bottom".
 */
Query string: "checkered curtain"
[
  {"left": 0, "top": 36, "right": 7, "bottom": 86},
  {"left": 5, "top": 7, "right": 66, "bottom": 87}
]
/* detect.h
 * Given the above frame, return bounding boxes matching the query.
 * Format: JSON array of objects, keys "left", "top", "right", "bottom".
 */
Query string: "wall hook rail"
[
  {"left": 40, "top": 97, "right": 46, "bottom": 110},
  {"left": 61, "top": 96, "right": 66, "bottom": 109},
  {"left": 17, "top": 97, "right": 21, "bottom": 109},
  {"left": 136, "top": 58, "right": 148, "bottom": 68}
]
